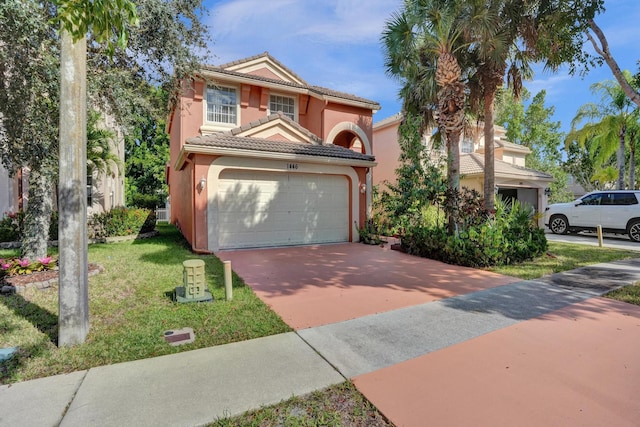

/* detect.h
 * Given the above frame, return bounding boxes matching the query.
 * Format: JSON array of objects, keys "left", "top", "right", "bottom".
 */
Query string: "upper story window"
[
  {"left": 206, "top": 86, "right": 237, "bottom": 125},
  {"left": 269, "top": 94, "right": 295, "bottom": 120}
]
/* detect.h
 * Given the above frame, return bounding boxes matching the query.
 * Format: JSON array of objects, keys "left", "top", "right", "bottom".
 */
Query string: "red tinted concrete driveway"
[
  {"left": 218, "top": 243, "right": 519, "bottom": 329},
  {"left": 354, "top": 297, "right": 640, "bottom": 427}
]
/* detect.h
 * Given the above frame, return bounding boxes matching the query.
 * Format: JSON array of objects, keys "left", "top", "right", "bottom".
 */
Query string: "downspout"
[{"left": 184, "top": 156, "right": 212, "bottom": 254}]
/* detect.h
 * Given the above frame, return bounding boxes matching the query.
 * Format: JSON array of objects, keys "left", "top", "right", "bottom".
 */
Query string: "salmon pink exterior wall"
[
  {"left": 372, "top": 118, "right": 401, "bottom": 189},
  {"left": 323, "top": 103, "right": 374, "bottom": 149},
  {"left": 168, "top": 54, "right": 380, "bottom": 251},
  {"left": 356, "top": 167, "right": 368, "bottom": 228},
  {"left": 170, "top": 158, "right": 194, "bottom": 246},
  {"left": 192, "top": 155, "right": 213, "bottom": 251},
  {"left": 298, "top": 96, "right": 325, "bottom": 137}
]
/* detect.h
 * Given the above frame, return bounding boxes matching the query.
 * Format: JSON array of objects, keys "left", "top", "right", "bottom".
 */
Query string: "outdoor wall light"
[
  {"left": 359, "top": 183, "right": 367, "bottom": 194},
  {"left": 544, "top": 187, "right": 551, "bottom": 196},
  {"left": 199, "top": 176, "right": 207, "bottom": 191}
]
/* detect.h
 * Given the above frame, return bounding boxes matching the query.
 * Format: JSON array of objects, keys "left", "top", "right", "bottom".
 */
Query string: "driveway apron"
[
  {"left": 217, "top": 243, "right": 520, "bottom": 329},
  {"left": 353, "top": 297, "right": 640, "bottom": 427}
]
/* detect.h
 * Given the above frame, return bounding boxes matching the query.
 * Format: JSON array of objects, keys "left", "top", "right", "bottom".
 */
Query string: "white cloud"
[{"left": 524, "top": 73, "right": 573, "bottom": 101}]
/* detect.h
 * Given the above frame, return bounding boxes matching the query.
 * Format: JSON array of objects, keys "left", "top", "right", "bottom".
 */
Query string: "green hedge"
[
  {"left": 0, "top": 211, "right": 58, "bottom": 242},
  {"left": 401, "top": 199, "right": 547, "bottom": 268},
  {"left": 0, "top": 208, "right": 155, "bottom": 243},
  {"left": 88, "top": 207, "right": 156, "bottom": 239}
]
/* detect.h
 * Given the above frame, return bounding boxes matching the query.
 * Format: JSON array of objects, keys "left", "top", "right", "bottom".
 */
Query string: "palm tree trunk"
[
  {"left": 447, "top": 131, "right": 461, "bottom": 234},
  {"left": 483, "top": 89, "right": 496, "bottom": 211},
  {"left": 21, "top": 168, "right": 54, "bottom": 260},
  {"left": 630, "top": 142, "right": 636, "bottom": 189},
  {"left": 617, "top": 125, "right": 626, "bottom": 189}
]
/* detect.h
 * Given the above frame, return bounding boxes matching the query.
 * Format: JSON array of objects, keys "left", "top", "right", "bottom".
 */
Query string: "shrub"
[
  {"left": 0, "top": 208, "right": 155, "bottom": 243},
  {"left": 129, "top": 193, "right": 163, "bottom": 210},
  {"left": 402, "top": 197, "right": 547, "bottom": 267},
  {"left": 0, "top": 211, "right": 58, "bottom": 243},
  {"left": 357, "top": 219, "right": 384, "bottom": 245},
  {"left": 88, "top": 206, "right": 156, "bottom": 239},
  {"left": 0, "top": 211, "right": 24, "bottom": 242}
]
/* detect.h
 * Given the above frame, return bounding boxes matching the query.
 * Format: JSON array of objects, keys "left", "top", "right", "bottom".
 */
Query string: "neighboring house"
[
  {"left": 0, "top": 165, "right": 25, "bottom": 215},
  {"left": 87, "top": 113, "right": 126, "bottom": 216},
  {"left": 373, "top": 114, "right": 553, "bottom": 224},
  {"left": 0, "top": 120, "right": 125, "bottom": 219},
  {"left": 167, "top": 52, "right": 379, "bottom": 252}
]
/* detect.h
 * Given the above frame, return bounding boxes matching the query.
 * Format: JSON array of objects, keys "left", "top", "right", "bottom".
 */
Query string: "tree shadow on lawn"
[{"left": 0, "top": 293, "right": 58, "bottom": 345}]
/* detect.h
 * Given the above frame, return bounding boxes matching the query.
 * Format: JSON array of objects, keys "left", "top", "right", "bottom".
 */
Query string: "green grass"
[
  {"left": 210, "top": 382, "right": 392, "bottom": 427},
  {"left": 0, "top": 224, "right": 291, "bottom": 384},
  {"left": 488, "top": 241, "right": 640, "bottom": 280},
  {"left": 605, "top": 283, "right": 640, "bottom": 306}
]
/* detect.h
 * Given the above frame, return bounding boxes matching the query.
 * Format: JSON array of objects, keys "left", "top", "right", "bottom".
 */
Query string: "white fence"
[{"left": 155, "top": 207, "right": 170, "bottom": 223}]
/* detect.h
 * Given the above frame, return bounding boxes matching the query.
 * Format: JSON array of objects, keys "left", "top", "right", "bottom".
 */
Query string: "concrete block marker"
[{"left": 163, "top": 327, "right": 195, "bottom": 346}]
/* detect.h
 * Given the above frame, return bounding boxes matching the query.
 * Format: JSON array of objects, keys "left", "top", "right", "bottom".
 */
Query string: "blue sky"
[{"left": 203, "top": 0, "right": 639, "bottom": 133}]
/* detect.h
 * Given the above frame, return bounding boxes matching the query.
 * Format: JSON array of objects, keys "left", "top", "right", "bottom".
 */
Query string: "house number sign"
[{"left": 287, "top": 163, "right": 299, "bottom": 170}]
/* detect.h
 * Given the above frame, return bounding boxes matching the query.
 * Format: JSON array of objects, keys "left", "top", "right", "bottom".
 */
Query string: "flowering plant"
[{"left": 0, "top": 256, "right": 58, "bottom": 277}]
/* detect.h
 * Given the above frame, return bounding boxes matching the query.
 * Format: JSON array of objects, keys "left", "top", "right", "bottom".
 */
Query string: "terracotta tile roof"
[
  {"left": 186, "top": 134, "right": 375, "bottom": 162},
  {"left": 373, "top": 113, "right": 403, "bottom": 129},
  {"left": 229, "top": 112, "right": 323, "bottom": 144},
  {"left": 217, "top": 52, "right": 309, "bottom": 85},
  {"left": 200, "top": 54, "right": 380, "bottom": 110},
  {"left": 496, "top": 138, "right": 531, "bottom": 153},
  {"left": 461, "top": 153, "right": 552, "bottom": 179}
]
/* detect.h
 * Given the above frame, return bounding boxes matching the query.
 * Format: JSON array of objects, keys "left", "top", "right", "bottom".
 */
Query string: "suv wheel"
[
  {"left": 549, "top": 215, "right": 569, "bottom": 235},
  {"left": 628, "top": 220, "right": 640, "bottom": 242}
]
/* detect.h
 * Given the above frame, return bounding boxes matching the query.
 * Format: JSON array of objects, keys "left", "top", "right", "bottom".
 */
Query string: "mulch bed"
[{"left": 2, "top": 263, "right": 104, "bottom": 293}]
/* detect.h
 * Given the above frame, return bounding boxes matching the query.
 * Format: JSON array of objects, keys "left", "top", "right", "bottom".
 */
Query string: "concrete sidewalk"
[
  {"left": 2, "top": 259, "right": 640, "bottom": 426},
  {"left": 0, "top": 333, "right": 345, "bottom": 427}
]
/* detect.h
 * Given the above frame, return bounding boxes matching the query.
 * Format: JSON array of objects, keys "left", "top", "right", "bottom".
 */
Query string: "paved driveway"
[
  {"left": 219, "top": 244, "right": 640, "bottom": 426},
  {"left": 218, "top": 242, "right": 520, "bottom": 329}
]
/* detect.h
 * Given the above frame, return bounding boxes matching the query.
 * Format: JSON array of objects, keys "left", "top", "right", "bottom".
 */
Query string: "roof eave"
[
  {"left": 197, "top": 69, "right": 380, "bottom": 111},
  {"left": 176, "top": 144, "right": 376, "bottom": 170}
]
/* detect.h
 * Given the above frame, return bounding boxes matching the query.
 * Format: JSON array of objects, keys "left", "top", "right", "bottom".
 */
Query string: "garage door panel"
[{"left": 217, "top": 170, "right": 348, "bottom": 249}]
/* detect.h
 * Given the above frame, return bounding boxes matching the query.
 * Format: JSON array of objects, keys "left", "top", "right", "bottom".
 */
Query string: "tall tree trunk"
[
  {"left": 446, "top": 130, "right": 461, "bottom": 234},
  {"left": 58, "top": 29, "right": 89, "bottom": 347},
  {"left": 483, "top": 88, "right": 496, "bottom": 211},
  {"left": 630, "top": 141, "right": 636, "bottom": 189},
  {"left": 21, "top": 168, "right": 54, "bottom": 260},
  {"left": 617, "top": 125, "right": 626, "bottom": 189}
]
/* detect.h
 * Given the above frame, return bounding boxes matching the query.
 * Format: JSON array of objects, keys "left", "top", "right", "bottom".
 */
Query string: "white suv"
[{"left": 545, "top": 190, "right": 640, "bottom": 242}]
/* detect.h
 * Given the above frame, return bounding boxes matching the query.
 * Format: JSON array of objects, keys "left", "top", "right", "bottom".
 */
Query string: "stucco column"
[
  {"left": 58, "top": 30, "right": 89, "bottom": 346},
  {"left": 366, "top": 169, "right": 372, "bottom": 218}
]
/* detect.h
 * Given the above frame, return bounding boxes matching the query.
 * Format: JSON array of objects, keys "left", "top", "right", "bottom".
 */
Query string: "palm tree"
[
  {"left": 463, "top": 0, "right": 540, "bottom": 210},
  {"left": 382, "top": 1, "right": 468, "bottom": 233},
  {"left": 567, "top": 72, "right": 639, "bottom": 190},
  {"left": 87, "top": 109, "right": 122, "bottom": 179}
]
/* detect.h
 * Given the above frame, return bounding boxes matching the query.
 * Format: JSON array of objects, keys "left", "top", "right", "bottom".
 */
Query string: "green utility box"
[{"left": 176, "top": 259, "right": 213, "bottom": 303}]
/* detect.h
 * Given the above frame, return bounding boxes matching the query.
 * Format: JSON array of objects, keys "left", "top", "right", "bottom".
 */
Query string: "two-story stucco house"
[
  {"left": 373, "top": 114, "right": 553, "bottom": 222},
  {"left": 167, "top": 52, "right": 379, "bottom": 252}
]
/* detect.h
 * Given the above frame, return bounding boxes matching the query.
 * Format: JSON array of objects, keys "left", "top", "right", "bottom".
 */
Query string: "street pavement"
[{"left": 545, "top": 228, "right": 640, "bottom": 251}]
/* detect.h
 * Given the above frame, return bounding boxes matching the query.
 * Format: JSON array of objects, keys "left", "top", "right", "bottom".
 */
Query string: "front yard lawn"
[
  {"left": 0, "top": 223, "right": 291, "bottom": 384},
  {"left": 488, "top": 241, "right": 640, "bottom": 280}
]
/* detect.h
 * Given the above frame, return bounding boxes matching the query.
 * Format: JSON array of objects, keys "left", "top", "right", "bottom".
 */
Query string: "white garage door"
[{"left": 217, "top": 170, "right": 349, "bottom": 249}]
